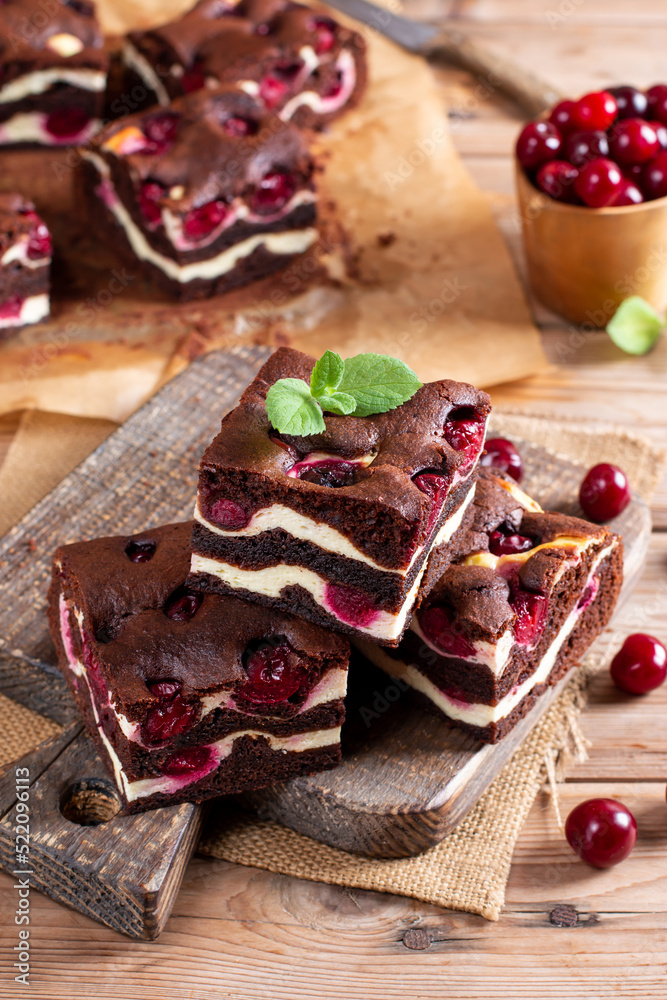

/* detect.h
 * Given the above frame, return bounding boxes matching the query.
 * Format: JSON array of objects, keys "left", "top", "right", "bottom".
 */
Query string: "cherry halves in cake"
[
  {"left": 0, "top": 0, "right": 107, "bottom": 147},
  {"left": 357, "top": 469, "right": 623, "bottom": 742},
  {"left": 188, "top": 347, "right": 491, "bottom": 646},
  {"left": 0, "top": 193, "right": 51, "bottom": 336},
  {"left": 80, "top": 85, "right": 317, "bottom": 300},
  {"left": 118, "top": 0, "right": 366, "bottom": 130},
  {"left": 48, "top": 521, "right": 349, "bottom": 814}
]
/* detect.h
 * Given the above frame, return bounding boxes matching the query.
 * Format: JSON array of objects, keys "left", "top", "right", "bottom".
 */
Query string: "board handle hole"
[{"left": 60, "top": 777, "right": 121, "bottom": 826}]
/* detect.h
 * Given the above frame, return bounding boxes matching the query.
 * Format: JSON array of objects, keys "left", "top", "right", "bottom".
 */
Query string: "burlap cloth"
[{"left": 0, "top": 413, "right": 663, "bottom": 921}]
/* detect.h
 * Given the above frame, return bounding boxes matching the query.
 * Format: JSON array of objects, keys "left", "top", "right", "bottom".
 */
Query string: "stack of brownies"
[{"left": 49, "top": 347, "right": 623, "bottom": 814}]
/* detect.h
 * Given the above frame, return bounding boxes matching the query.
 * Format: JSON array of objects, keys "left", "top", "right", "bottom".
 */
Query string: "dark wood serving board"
[{"left": 0, "top": 345, "right": 651, "bottom": 934}]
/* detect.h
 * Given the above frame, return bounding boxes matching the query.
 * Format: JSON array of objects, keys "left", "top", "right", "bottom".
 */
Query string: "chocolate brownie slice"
[
  {"left": 188, "top": 347, "right": 491, "bottom": 646},
  {"left": 356, "top": 469, "right": 623, "bottom": 742},
  {"left": 80, "top": 85, "right": 318, "bottom": 300},
  {"left": 117, "top": 0, "right": 366, "bottom": 130},
  {"left": 0, "top": 193, "right": 51, "bottom": 337},
  {"left": 48, "top": 521, "right": 349, "bottom": 813},
  {"left": 0, "top": 0, "right": 107, "bottom": 147}
]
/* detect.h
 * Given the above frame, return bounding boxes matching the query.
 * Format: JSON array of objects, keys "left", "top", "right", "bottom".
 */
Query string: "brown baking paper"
[{"left": 0, "top": 1, "right": 546, "bottom": 422}]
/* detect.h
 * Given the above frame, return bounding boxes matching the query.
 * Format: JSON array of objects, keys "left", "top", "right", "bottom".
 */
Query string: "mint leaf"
[
  {"left": 266, "top": 378, "right": 325, "bottom": 436},
  {"left": 320, "top": 390, "right": 356, "bottom": 416},
  {"left": 606, "top": 296, "right": 664, "bottom": 355},
  {"left": 310, "top": 350, "right": 344, "bottom": 398},
  {"left": 338, "top": 353, "right": 422, "bottom": 417}
]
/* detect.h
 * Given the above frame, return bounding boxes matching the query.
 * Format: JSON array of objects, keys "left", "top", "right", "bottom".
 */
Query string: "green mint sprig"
[
  {"left": 606, "top": 296, "right": 664, "bottom": 355},
  {"left": 266, "top": 350, "right": 423, "bottom": 436}
]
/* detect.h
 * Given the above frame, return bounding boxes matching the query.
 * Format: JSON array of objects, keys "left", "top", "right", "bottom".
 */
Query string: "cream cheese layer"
[
  {"left": 0, "top": 68, "right": 105, "bottom": 103},
  {"left": 0, "top": 293, "right": 49, "bottom": 329}
]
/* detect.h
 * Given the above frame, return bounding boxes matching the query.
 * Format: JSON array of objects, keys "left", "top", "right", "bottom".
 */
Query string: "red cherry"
[
  {"left": 138, "top": 182, "right": 165, "bottom": 225},
  {"left": 444, "top": 407, "right": 486, "bottom": 457},
  {"left": 609, "top": 85, "right": 648, "bottom": 120},
  {"left": 25, "top": 213, "right": 52, "bottom": 259},
  {"left": 548, "top": 99, "right": 577, "bottom": 135},
  {"left": 610, "top": 633, "right": 667, "bottom": 694},
  {"left": 208, "top": 497, "right": 249, "bottom": 529},
  {"left": 654, "top": 122, "right": 667, "bottom": 150},
  {"left": 224, "top": 116, "right": 257, "bottom": 137},
  {"left": 0, "top": 295, "right": 23, "bottom": 320},
  {"left": 45, "top": 106, "right": 90, "bottom": 138},
  {"left": 609, "top": 118, "right": 660, "bottom": 166},
  {"left": 646, "top": 84, "right": 667, "bottom": 125},
  {"left": 148, "top": 679, "right": 181, "bottom": 698},
  {"left": 564, "top": 129, "right": 609, "bottom": 167},
  {"left": 640, "top": 150, "right": 667, "bottom": 200},
  {"left": 124, "top": 539, "right": 156, "bottom": 563},
  {"left": 480, "top": 438, "right": 523, "bottom": 482},
  {"left": 573, "top": 158, "right": 623, "bottom": 208},
  {"left": 163, "top": 746, "right": 215, "bottom": 777},
  {"left": 488, "top": 529, "right": 534, "bottom": 556},
  {"left": 164, "top": 589, "right": 202, "bottom": 621},
  {"left": 143, "top": 112, "right": 179, "bottom": 154},
  {"left": 297, "top": 459, "right": 357, "bottom": 487},
  {"left": 511, "top": 590, "right": 548, "bottom": 645},
  {"left": 536, "top": 160, "right": 580, "bottom": 202},
  {"left": 516, "top": 121, "right": 562, "bottom": 171},
  {"left": 571, "top": 90, "right": 618, "bottom": 131},
  {"left": 326, "top": 582, "right": 379, "bottom": 627},
  {"left": 240, "top": 642, "right": 308, "bottom": 704},
  {"left": 565, "top": 798, "right": 637, "bottom": 868},
  {"left": 412, "top": 471, "right": 450, "bottom": 500},
  {"left": 579, "top": 463, "right": 631, "bottom": 521},
  {"left": 310, "top": 16, "right": 336, "bottom": 54},
  {"left": 250, "top": 172, "right": 296, "bottom": 213},
  {"left": 183, "top": 200, "right": 228, "bottom": 240},
  {"left": 419, "top": 605, "right": 477, "bottom": 658},
  {"left": 142, "top": 693, "right": 198, "bottom": 745},
  {"left": 182, "top": 61, "right": 205, "bottom": 93},
  {"left": 259, "top": 73, "right": 289, "bottom": 109},
  {"left": 612, "top": 178, "right": 644, "bottom": 205}
]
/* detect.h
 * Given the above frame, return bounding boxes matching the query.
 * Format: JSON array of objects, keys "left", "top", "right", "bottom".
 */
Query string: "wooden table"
[{"left": 1, "top": 1, "right": 667, "bottom": 996}]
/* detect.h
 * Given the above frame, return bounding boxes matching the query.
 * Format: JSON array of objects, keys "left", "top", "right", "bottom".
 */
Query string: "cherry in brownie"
[
  {"left": 188, "top": 347, "right": 491, "bottom": 646},
  {"left": 48, "top": 521, "right": 349, "bottom": 814},
  {"left": 357, "top": 469, "right": 623, "bottom": 742},
  {"left": 0, "top": 0, "right": 107, "bottom": 147},
  {"left": 81, "top": 85, "right": 317, "bottom": 300},
  {"left": 0, "top": 193, "right": 51, "bottom": 337},
  {"left": 117, "top": 0, "right": 366, "bottom": 130}
]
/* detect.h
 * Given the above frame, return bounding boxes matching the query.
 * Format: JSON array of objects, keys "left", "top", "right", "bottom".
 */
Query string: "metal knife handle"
[{"left": 426, "top": 27, "right": 563, "bottom": 119}]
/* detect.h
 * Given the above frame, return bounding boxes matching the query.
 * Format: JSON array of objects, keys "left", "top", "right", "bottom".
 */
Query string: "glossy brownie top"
[
  {"left": 50, "top": 520, "right": 349, "bottom": 711},
  {"left": 0, "top": 0, "right": 106, "bottom": 72}
]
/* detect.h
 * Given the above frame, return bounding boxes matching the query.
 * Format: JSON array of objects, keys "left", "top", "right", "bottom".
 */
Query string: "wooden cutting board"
[{"left": 0, "top": 345, "right": 650, "bottom": 934}]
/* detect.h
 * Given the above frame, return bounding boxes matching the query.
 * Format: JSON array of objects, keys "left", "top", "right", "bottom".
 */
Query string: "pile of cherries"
[{"left": 516, "top": 85, "right": 667, "bottom": 207}]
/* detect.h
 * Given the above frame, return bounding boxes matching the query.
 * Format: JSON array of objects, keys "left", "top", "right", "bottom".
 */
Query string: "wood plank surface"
[{"left": 1, "top": 0, "right": 667, "bottom": 996}]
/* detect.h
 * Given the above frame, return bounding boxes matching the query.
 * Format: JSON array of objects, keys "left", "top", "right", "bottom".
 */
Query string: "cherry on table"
[
  {"left": 516, "top": 121, "right": 562, "bottom": 171},
  {"left": 480, "top": 438, "right": 524, "bottom": 482},
  {"left": 579, "top": 463, "right": 631, "bottom": 521},
  {"left": 573, "top": 158, "right": 624, "bottom": 208},
  {"left": 609, "top": 118, "right": 660, "bottom": 166},
  {"left": 536, "top": 160, "right": 580, "bottom": 202},
  {"left": 564, "top": 129, "right": 609, "bottom": 167},
  {"left": 565, "top": 798, "right": 637, "bottom": 868},
  {"left": 608, "top": 85, "right": 648, "bottom": 120},
  {"left": 610, "top": 633, "right": 667, "bottom": 694},
  {"left": 640, "top": 150, "right": 667, "bottom": 199},
  {"left": 571, "top": 90, "right": 618, "bottom": 131}
]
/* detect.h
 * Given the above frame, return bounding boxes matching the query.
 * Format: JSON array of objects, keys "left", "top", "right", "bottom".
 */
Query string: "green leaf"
[
  {"left": 338, "top": 353, "right": 423, "bottom": 417},
  {"left": 310, "top": 350, "right": 345, "bottom": 398},
  {"left": 320, "top": 391, "right": 356, "bottom": 416},
  {"left": 266, "top": 378, "right": 326, "bottom": 436},
  {"left": 606, "top": 296, "right": 664, "bottom": 355}
]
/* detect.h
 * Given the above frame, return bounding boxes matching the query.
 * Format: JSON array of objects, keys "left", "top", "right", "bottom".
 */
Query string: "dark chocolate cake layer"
[
  {"left": 48, "top": 521, "right": 349, "bottom": 812},
  {"left": 117, "top": 0, "right": 366, "bottom": 130},
  {"left": 356, "top": 469, "right": 623, "bottom": 742},
  {"left": 0, "top": 0, "right": 107, "bottom": 147},
  {"left": 189, "top": 347, "right": 491, "bottom": 645},
  {"left": 81, "top": 85, "right": 317, "bottom": 301},
  {"left": 0, "top": 192, "right": 51, "bottom": 338}
]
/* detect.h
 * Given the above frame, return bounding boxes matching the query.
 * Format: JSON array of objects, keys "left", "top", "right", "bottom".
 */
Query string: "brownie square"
[
  {"left": 48, "top": 521, "right": 349, "bottom": 813},
  {"left": 116, "top": 0, "right": 366, "bottom": 131},
  {"left": 357, "top": 468, "right": 624, "bottom": 742},
  {"left": 189, "top": 347, "right": 491, "bottom": 646},
  {"left": 0, "top": 192, "right": 50, "bottom": 337},
  {"left": 81, "top": 85, "right": 318, "bottom": 300},
  {"left": 0, "top": 0, "right": 107, "bottom": 147}
]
